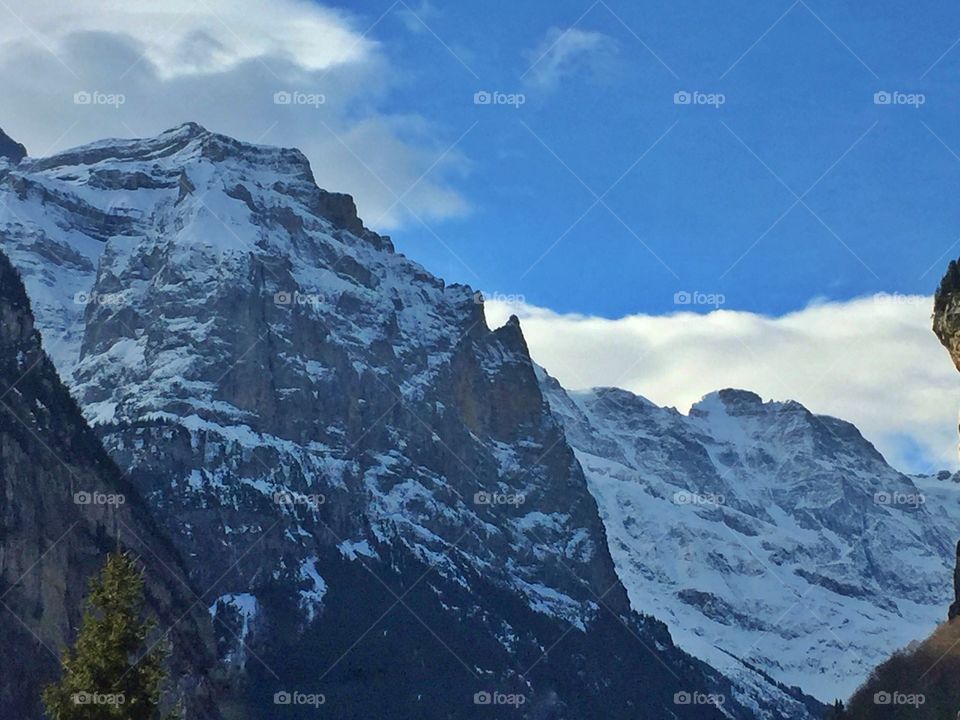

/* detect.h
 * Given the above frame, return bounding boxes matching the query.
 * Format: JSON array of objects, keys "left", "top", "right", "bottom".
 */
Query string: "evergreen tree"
[
  {"left": 41, "top": 552, "right": 177, "bottom": 719},
  {"left": 824, "top": 698, "right": 846, "bottom": 719}
]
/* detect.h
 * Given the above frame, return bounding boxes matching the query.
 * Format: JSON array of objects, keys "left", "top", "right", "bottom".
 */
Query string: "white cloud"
[
  {"left": 395, "top": 1, "right": 440, "bottom": 35},
  {"left": 0, "top": 0, "right": 468, "bottom": 230},
  {"left": 524, "top": 27, "right": 619, "bottom": 91},
  {"left": 486, "top": 295, "right": 960, "bottom": 474},
  {"left": 0, "top": 0, "right": 372, "bottom": 77}
]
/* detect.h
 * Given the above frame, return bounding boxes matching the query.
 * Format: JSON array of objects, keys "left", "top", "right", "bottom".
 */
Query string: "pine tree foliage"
[
  {"left": 41, "top": 553, "right": 177, "bottom": 720},
  {"left": 824, "top": 699, "right": 846, "bottom": 718}
]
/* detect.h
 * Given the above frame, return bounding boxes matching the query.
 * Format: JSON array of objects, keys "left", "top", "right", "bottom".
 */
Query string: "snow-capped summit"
[{"left": 539, "top": 371, "right": 955, "bottom": 702}]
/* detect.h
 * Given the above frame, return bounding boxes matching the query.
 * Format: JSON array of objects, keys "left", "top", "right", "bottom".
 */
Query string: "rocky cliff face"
[
  {"left": 0, "top": 124, "right": 806, "bottom": 718},
  {"left": 933, "top": 261, "right": 960, "bottom": 624},
  {"left": 934, "top": 259, "right": 960, "bottom": 373},
  {"left": 949, "top": 541, "right": 960, "bottom": 620},
  {"left": 836, "top": 267, "right": 960, "bottom": 718},
  {"left": 538, "top": 370, "right": 957, "bottom": 702},
  {"left": 0, "top": 128, "right": 25, "bottom": 164},
  {"left": 934, "top": 263, "right": 960, "bottom": 622},
  {"left": 0, "top": 248, "right": 218, "bottom": 719}
]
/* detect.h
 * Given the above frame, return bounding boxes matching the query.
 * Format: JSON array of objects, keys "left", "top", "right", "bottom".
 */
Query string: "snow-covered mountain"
[
  {"left": 0, "top": 123, "right": 820, "bottom": 718},
  {"left": 538, "top": 372, "right": 957, "bottom": 702}
]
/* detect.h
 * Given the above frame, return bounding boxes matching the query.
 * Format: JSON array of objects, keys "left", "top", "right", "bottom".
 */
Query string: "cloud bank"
[
  {"left": 0, "top": 0, "right": 468, "bottom": 230},
  {"left": 485, "top": 295, "right": 959, "bottom": 474}
]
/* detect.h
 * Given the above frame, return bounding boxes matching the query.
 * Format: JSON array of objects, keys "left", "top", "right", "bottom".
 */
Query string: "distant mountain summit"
[{"left": 538, "top": 369, "right": 957, "bottom": 702}]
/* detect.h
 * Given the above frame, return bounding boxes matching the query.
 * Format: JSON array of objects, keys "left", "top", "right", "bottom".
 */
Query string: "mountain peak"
[
  {"left": 715, "top": 388, "right": 763, "bottom": 405},
  {"left": 0, "top": 127, "right": 26, "bottom": 164},
  {"left": 691, "top": 388, "right": 765, "bottom": 417},
  {"left": 163, "top": 120, "right": 209, "bottom": 137},
  {"left": 16, "top": 122, "right": 390, "bottom": 248}
]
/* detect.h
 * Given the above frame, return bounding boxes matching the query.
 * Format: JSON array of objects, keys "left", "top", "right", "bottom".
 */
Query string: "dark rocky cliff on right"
[
  {"left": 935, "top": 263, "right": 960, "bottom": 623},
  {"left": 934, "top": 259, "right": 960, "bottom": 373},
  {"left": 840, "top": 263, "right": 960, "bottom": 719}
]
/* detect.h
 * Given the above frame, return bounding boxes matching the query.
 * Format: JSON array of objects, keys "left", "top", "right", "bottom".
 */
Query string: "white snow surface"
[{"left": 539, "top": 368, "right": 957, "bottom": 702}]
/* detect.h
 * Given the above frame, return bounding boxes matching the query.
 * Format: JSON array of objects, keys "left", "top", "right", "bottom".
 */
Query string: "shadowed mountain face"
[
  {"left": 0, "top": 128, "right": 25, "bottom": 164},
  {"left": 0, "top": 249, "right": 219, "bottom": 719},
  {"left": 0, "top": 124, "right": 813, "bottom": 718}
]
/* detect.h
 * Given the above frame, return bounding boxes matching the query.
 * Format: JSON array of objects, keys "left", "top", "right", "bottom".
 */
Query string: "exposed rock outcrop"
[
  {"left": 838, "top": 263, "right": 960, "bottom": 718},
  {"left": 934, "top": 259, "right": 960, "bottom": 371},
  {"left": 0, "top": 127, "right": 25, "bottom": 164},
  {"left": 934, "top": 260, "right": 960, "bottom": 622},
  {"left": 950, "top": 541, "right": 960, "bottom": 620},
  {"left": 0, "top": 249, "right": 219, "bottom": 719}
]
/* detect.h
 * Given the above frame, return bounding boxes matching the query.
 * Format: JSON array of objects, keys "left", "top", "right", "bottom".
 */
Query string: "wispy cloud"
[
  {"left": 524, "top": 27, "right": 619, "bottom": 91},
  {"left": 0, "top": 0, "right": 469, "bottom": 230},
  {"left": 486, "top": 295, "right": 959, "bottom": 474}
]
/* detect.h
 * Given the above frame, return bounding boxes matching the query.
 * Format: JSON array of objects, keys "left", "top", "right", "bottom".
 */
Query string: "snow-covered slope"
[
  {"left": 0, "top": 123, "right": 818, "bottom": 718},
  {"left": 1, "top": 121, "right": 625, "bottom": 626},
  {"left": 912, "top": 472, "right": 960, "bottom": 528},
  {"left": 539, "top": 371, "right": 956, "bottom": 702}
]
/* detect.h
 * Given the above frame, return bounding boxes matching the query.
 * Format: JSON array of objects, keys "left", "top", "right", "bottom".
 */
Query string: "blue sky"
[
  {"left": 0, "top": 0, "right": 958, "bottom": 470},
  {"left": 324, "top": 0, "right": 960, "bottom": 318}
]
